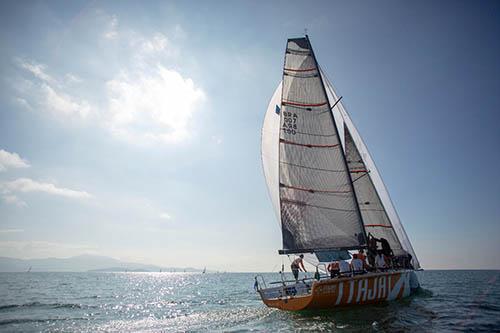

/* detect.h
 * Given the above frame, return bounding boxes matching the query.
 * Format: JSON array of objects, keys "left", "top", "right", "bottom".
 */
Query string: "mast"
[{"left": 305, "top": 34, "right": 368, "bottom": 247}]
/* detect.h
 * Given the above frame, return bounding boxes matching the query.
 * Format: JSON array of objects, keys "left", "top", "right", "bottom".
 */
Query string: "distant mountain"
[{"left": 0, "top": 255, "right": 202, "bottom": 273}]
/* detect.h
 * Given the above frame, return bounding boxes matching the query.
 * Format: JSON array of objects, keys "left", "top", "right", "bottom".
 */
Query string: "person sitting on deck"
[
  {"left": 327, "top": 261, "right": 340, "bottom": 278},
  {"left": 350, "top": 254, "right": 365, "bottom": 275},
  {"left": 375, "top": 250, "right": 387, "bottom": 271},
  {"left": 338, "top": 259, "right": 351, "bottom": 277},
  {"left": 291, "top": 254, "right": 306, "bottom": 282},
  {"left": 357, "top": 249, "right": 367, "bottom": 263},
  {"left": 358, "top": 249, "right": 369, "bottom": 270}
]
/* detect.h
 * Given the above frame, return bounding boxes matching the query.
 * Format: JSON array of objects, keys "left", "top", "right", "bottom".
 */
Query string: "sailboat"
[{"left": 256, "top": 35, "right": 420, "bottom": 311}]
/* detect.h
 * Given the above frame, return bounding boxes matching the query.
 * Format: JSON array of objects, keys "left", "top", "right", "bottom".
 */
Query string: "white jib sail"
[
  {"left": 321, "top": 70, "right": 421, "bottom": 269},
  {"left": 261, "top": 82, "right": 282, "bottom": 225}
]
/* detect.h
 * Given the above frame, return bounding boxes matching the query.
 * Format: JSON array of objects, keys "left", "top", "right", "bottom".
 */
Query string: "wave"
[
  {"left": 0, "top": 317, "right": 88, "bottom": 326},
  {"left": 0, "top": 302, "right": 94, "bottom": 311}
]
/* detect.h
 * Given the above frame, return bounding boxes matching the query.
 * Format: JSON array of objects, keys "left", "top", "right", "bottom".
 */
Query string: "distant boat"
[
  {"left": 256, "top": 35, "right": 420, "bottom": 311},
  {"left": 27, "top": 266, "right": 32, "bottom": 273},
  {"left": 202, "top": 267, "right": 206, "bottom": 274}
]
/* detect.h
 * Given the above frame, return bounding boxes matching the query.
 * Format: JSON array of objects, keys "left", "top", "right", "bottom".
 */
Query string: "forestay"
[{"left": 278, "top": 37, "right": 366, "bottom": 253}]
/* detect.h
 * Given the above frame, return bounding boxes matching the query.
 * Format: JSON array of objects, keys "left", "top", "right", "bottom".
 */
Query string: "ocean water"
[{"left": 0, "top": 270, "right": 499, "bottom": 332}]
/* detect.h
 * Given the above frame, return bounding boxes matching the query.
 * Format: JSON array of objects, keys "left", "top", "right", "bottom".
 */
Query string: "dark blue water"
[{"left": 0, "top": 271, "right": 499, "bottom": 332}]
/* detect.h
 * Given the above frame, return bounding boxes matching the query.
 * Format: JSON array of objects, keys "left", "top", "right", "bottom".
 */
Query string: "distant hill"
[{"left": 0, "top": 255, "right": 202, "bottom": 273}]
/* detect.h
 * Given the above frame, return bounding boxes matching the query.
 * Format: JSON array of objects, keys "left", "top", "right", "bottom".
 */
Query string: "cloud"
[
  {"left": 42, "top": 84, "right": 91, "bottom": 118},
  {"left": 64, "top": 73, "right": 82, "bottom": 84},
  {"left": 139, "top": 33, "right": 168, "bottom": 54},
  {"left": 15, "top": 21, "right": 205, "bottom": 146},
  {"left": 159, "top": 212, "right": 172, "bottom": 220},
  {"left": 0, "top": 149, "right": 30, "bottom": 172},
  {"left": 1, "top": 178, "right": 92, "bottom": 200},
  {"left": 106, "top": 65, "right": 205, "bottom": 144},
  {"left": 103, "top": 15, "right": 118, "bottom": 39},
  {"left": 16, "top": 59, "right": 93, "bottom": 120},
  {"left": 0, "top": 240, "right": 98, "bottom": 258},
  {"left": 211, "top": 136, "right": 223, "bottom": 145},
  {"left": 16, "top": 59, "right": 54, "bottom": 83},
  {"left": 1, "top": 194, "right": 27, "bottom": 207},
  {"left": 0, "top": 229, "right": 24, "bottom": 233}
]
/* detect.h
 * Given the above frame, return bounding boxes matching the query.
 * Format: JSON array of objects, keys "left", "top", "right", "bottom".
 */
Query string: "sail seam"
[
  {"left": 280, "top": 183, "right": 351, "bottom": 194},
  {"left": 280, "top": 139, "right": 339, "bottom": 148},
  {"left": 282, "top": 100, "right": 328, "bottom": 107},
  {"left": 294, "top": 131, "right": 337, "bottom": 137},
  {"left": 280, "top": 161, "right": 347, "bottom": 173},
  {"left": 281, "top": 198, "right": 357, "bottom": 212}
]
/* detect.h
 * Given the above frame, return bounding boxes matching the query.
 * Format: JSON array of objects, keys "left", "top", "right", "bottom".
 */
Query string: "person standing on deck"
[
  {"left": 375, "top": 250, "right": 387, "bottom": 271},
  {"left": 367, "top": 234, "right": 378, "bottom": 270},
  {"left": 291, "top": 254, "right": 306, "bottom": 282}
]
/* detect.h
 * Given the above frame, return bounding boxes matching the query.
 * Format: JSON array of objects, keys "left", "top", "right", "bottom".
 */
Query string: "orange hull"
[{"left": 259, "top": 270, "right": 419, "bottom": 311}]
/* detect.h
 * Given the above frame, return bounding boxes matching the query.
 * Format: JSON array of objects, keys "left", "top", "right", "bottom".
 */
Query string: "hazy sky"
[{"left": 0, "top": 1, "right": 499, "bottom": 271}]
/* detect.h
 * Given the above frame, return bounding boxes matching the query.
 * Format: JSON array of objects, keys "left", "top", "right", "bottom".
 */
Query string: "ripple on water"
[{"left": 0, "top": 271, "right": 498, "bottom": 332}]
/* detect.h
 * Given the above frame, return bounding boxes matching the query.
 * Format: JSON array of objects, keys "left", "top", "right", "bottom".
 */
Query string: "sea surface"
[{"left": 0, "top": 270, "right": 499, "bottom": 332}]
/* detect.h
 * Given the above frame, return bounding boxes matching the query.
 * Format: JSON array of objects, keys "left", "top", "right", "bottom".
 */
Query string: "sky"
[{"left": 0, "top": 0, "right": 499, "bottom": 271}]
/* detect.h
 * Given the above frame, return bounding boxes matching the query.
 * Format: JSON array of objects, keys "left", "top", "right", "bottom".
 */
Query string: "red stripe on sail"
[
  {"left": 365, "top": 224, "right": 393, "bottom": 228},
  {"left": 284, "top": 67, "right": 317, "bottom": 72},
  {"left": 350, "top": 169, "right": 368, "bottom": 173}
]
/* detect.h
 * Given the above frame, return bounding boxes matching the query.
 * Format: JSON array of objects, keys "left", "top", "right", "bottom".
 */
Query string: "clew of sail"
[
  {"left": 277, "top": 37, "right": 366, "bottom": 254},
  {"left": 321, "top": 70, "right": 421, "bottom": 269}
]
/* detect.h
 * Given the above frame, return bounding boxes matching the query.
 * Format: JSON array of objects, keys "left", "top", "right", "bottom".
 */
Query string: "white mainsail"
[{"left": 278, "top": 37, "right": 366, "bottom": 253}]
